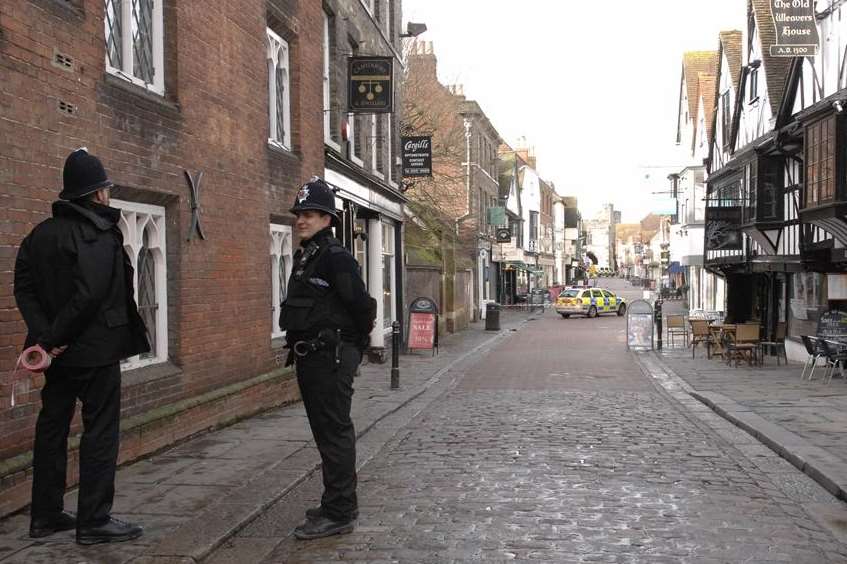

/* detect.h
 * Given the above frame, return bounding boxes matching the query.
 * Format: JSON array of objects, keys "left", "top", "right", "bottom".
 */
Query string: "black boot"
[
  {"left": 76, "top": 517, "right": 143, "bottom": 545},
  {"left": 29, "top": 510, "right": 76, "bottom": 538},
  {"left": 305, "top": 506, "right": 359, "bottom": 520},
  {"left": 294, "top": 515, "right": 354, "bottom": 540}
]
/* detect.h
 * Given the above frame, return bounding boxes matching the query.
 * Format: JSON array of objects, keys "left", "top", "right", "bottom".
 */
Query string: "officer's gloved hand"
[{"left": 356, "top": 335, "right": 370, "bottom": 353}]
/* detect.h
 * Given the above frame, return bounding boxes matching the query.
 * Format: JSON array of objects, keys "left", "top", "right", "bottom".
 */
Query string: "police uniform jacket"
[
  {"left": 280, "top": 227, "right": 376, "bottom": 345},
  {"left": 14, "top": 200, "right": 150, "bottom": 367}
]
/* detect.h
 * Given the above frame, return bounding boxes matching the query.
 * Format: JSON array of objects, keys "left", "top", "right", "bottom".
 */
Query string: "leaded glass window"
[
  {"left": 267, "top": 29, "right": 291, "bottom": 149},
  {"left": 271, "top": 224, "right": 293, "bottom": 339},
  {"left": 111, "top": 199, "right": 168, "bottom": 370},
  {"left": 104, "top": 0, "right": 164, "bottom": 94}
]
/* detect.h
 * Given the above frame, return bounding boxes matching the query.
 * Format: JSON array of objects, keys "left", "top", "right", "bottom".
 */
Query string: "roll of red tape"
[{"left": 20, "top": 345, "right": 51, "bottom": 373}]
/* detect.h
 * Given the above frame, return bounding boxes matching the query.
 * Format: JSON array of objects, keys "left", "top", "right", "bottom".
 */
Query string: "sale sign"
[{"left": 408, "top": 312, "right": 436, "bottom": 350}]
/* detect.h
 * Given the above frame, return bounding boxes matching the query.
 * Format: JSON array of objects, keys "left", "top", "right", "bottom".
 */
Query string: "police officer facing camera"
[{"left": 280, "top": 177, "right": 377, "bottom": 540}]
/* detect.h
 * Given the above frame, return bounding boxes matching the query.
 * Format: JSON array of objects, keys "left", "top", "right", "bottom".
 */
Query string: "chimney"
[
  {"left": 406, "top": 40, "right": 437, "bottom": 80},
  {"left": 515, "top": 139, "right": 536, "bottom": 169}
]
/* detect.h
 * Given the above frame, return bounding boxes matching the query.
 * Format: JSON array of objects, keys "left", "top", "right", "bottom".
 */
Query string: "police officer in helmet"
[{"left": 280, "top": 177, "right": 376, "bottom": 540}]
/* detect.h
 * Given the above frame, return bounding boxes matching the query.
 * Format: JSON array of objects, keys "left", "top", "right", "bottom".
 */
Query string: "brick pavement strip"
[
  {"left": 0, "top": 314, "right": 526, "bottom": 564},
  {"left": 648, "top": 348, "right": 847, "bottom": 502}
]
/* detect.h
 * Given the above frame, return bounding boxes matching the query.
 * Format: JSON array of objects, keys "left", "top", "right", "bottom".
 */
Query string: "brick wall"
[{"left": 0, "top": 0, "right": 324, "bottom": 516}]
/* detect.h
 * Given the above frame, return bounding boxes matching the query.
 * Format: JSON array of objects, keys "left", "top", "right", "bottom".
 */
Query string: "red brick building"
[{"left": 0, "top": 0, "right": 326, "bottom": 516}]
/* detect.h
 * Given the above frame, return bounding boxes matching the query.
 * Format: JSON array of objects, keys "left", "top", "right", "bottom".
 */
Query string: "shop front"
[{"left": 325, "top": 163, "right": 405, "bottom": 356}]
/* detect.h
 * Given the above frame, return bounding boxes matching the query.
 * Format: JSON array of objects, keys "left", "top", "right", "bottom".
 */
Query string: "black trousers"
[
  {"left": 295, "top": 342, "right": 360, "bottom": 521},
  {"left": 30, "top": 363, "right": 121, "bottom": 527}
]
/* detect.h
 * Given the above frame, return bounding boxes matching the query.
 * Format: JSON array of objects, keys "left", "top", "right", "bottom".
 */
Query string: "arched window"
[
  {"left": 271, "top": 224, "right": 293, "bottom": 339},
  {"left": 112, "top": 199, "right": 168, "bottom": 370}
]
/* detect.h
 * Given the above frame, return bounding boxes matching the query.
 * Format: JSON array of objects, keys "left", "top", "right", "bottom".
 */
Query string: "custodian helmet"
[{"left": 289, "top": 176, "right": 339, "bottom": 221}]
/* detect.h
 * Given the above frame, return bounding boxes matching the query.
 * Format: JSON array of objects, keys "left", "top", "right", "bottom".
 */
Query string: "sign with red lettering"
[{"left": 408, "top": 312, "right": 436, "bottom": 350}]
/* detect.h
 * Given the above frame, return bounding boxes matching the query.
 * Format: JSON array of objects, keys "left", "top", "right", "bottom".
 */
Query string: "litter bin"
[{"left": 485, "top": 302, "right": 500, "bottom": 331}]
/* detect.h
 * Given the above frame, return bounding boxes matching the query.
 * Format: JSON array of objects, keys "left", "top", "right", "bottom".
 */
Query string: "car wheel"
[
  {"left": 617, "top": 304, "right": 627, "bottom": 316},
  {"left": 587, "top": 306, "right": 597, "bottom": 318},
  {"left": 559, "top": 313, "right": 570, "bottom": 318}
]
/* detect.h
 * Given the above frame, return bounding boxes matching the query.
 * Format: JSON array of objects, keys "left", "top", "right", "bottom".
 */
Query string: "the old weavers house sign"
[
  {"left": 770, "top": 0, "right": 820, "bottom": 57},
  {"left": 348, "top": 56, "right": 393, "bottom": 113}
]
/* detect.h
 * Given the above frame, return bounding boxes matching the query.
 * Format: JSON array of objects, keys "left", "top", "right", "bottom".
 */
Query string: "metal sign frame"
[
  {"left": 626, "top": 299, "right": 654, "bottom": 351},
  {"left": 348, "top": 56, "right": 393, "bottom": 113}
]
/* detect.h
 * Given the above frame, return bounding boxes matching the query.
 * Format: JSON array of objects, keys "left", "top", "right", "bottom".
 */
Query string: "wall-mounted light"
[
  {"left": 400, "top": 22, "right": 427, "bottom": 38},
  {"left": 833, "top": 100, "right": 844, "bottom": 114}
]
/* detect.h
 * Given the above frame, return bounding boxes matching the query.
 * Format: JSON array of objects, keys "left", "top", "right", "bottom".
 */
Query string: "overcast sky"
[{"left": 402, "top": 0, "right": 748, "bottom": 223}]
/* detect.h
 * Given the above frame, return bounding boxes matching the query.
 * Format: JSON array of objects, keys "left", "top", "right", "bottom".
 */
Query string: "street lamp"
[{"left": 400, "top": 22, "right": 428, "bottom": 38}]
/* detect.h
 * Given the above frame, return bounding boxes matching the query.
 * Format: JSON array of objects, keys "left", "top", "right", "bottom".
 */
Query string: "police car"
[{"left": 555, "top": 287, "right": 627, "bottom": 318}]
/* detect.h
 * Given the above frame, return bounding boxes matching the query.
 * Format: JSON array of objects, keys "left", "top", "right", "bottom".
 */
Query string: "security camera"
[{"left": 834, "top": 100, "right": 844, "bottom": 114}]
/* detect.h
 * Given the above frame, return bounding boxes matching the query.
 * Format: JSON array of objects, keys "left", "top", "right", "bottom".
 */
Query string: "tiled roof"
[
  {"left": 683, "top": 51, "right": 719, "bottom": 122},
  {"left": 719, "top": 30, "right": 744, "bottom": 93},
  {"left": 750, "top": 0, "right": 793, "bottom": 115},
  {"left": 698, "top": 73, "right": 718, "bottom": 142}
]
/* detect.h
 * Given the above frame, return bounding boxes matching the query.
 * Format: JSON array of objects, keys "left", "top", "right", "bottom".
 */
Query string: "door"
[
  {"left": 602, "top": 290, "right": 616, "bottom": 312},
  {"left": 591, "top": 289, "right": 605, "bottom": 312}
]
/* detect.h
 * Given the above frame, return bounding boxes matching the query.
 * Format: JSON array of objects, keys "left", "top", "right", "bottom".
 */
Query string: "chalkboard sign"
[
  {"left": 816, "top": 310, "right": 847, "bottom": 339},
  {"left": 407, "top": 297, "right": 438, "bottom": 355}
]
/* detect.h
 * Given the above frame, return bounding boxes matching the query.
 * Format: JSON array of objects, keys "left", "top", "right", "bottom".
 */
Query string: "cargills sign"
[
  {"left": 401, "top": 135, "right": 432, "bottom": 177},
  {"left": 770, "top": 0, "right": 819, "bottom": 57},
  {"left": 348, "top": 57, "right": 393, "bottom": 113}
]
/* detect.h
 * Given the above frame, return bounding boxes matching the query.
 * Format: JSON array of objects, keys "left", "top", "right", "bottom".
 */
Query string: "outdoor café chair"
[
  {"left": 689, "top": 319, "right": 713, "bottom": 359},
  {"left": 666, "top": 314, "right": 688, "bottom": 348},
  {"left": 819, "top": 339, "right": 847, "bottom": 384},
  {"left": 758, "top": 322, "right": 787, "bottom": 366},
  {"left": 724, "top": 323, "right": 760, "bottom": 367},
  {"left": 800, "top": 335, "right": 824, "bottom": 381}
]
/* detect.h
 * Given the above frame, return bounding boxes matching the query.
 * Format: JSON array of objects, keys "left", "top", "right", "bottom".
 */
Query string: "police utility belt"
[{"left": 292, "top": 328, "right": 342, "bottom": 365}]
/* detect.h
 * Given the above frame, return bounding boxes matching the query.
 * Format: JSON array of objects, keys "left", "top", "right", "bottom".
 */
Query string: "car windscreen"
[{"left": 559, "top": 289, "right": 580, "bottom": 298}]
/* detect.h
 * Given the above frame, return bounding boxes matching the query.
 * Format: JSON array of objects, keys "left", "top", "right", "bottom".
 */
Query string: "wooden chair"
[
  {"left": 758, "top": 322, "right": 787, "bottom": 366},
  {"left": 725, "top": 323, "right": 760, "bottom": 367},
  {"left": 666, "top": 314, "right": 688, "bottom": 348},
  {"left": 689, "top": 319, "right": 714, "bottom": 359}
]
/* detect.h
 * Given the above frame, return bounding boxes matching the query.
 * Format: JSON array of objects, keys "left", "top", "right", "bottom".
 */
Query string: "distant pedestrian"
[
  {"left": 14, "top": 148, "right": 149, "bottom": 545},
  {"left": 280, "top": 177, "right": 376, "bottom": 540}
]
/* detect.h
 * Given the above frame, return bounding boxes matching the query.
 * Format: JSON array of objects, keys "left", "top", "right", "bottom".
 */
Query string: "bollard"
[
  {"left": 391, "top": 320, "right": 400, "bottom": 389},
  {"left": 655, "top": 297, "right": 663, "bottom": 351}
]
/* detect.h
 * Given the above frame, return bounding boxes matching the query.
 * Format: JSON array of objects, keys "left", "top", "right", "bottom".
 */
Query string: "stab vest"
[{"left": 279, "top": 237, "right": 355, "bottom": 338}]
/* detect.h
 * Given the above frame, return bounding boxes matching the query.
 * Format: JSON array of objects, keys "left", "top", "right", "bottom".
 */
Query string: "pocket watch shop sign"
[
  {"left": 770, "top": 0, "right": 819, "bottom": 57},
  {"left": 401, "top": 136, "right": 432, "bottom": 177},
  {"left": 349, "top": 57, "right": 393, "bottom": 113}
]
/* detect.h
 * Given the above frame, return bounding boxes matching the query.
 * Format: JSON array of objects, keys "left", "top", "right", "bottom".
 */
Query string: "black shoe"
[
  {"left": 294, "top": 516, "right": 354, "bottom": 540},
  {"left": 29, "top": 511, "right": 76, "bottom": 538},
  {"left": 305, "top": 506, "right": 359, "bottom": 521},
  {"left": 76, "top": 517, "right": 143, "bottom": 545}
]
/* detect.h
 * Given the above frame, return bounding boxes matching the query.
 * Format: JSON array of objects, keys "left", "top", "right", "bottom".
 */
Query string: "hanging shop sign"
[
  {"left": 705, "top": 206, "right": 743, "bottom": 251},
  {"left": 348, "top": 56, "right": 393, "bottom": 113},
  {"left": 401, "top": 135, "right": 432, "bottom": 177},
  {"left": 495, "top": 227, "right": 512, "bottom": 243},
  {"left": 406, "top": 297, "right": 438, "bottom": 355},
  {"left": 769, "top": 0, "right": 819, "bottom": 57}
]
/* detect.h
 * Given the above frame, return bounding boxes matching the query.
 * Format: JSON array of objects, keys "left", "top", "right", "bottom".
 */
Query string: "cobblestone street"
[{"left": 221, "top": 297, "right": 847, "bottom": 563}]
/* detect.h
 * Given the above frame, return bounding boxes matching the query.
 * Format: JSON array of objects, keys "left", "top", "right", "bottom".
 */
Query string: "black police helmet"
[{"left": 290, "top": 176, "right": 339, "bottom": 221}]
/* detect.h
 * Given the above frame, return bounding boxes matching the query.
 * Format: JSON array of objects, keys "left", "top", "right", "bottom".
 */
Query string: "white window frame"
[
  {"left": 323, "top": 12, "right": 341, "bottom": 150},
  {"left": 271, "top": 224, "right": 293, "bottom": 339},
  {"left": 381, "top": 221, "right": 396, "bottom": 331},
  {"left": 266, "top": 29, "right": 291, "bottom": 150},
  {"left": 349, "top": 112, "right": 364, "bottom": 166},
  {"left": 371, "top": 115, "right": 384, "bottom": 179},
  {"left": 104, "top": 0, "right": 165, "bottom": 95},
  {"left": 387, "top": 113, "right": 393, "bottom": 185},
  {"left": 111, "top": 199, "right": 168, "bottom": 370}
]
